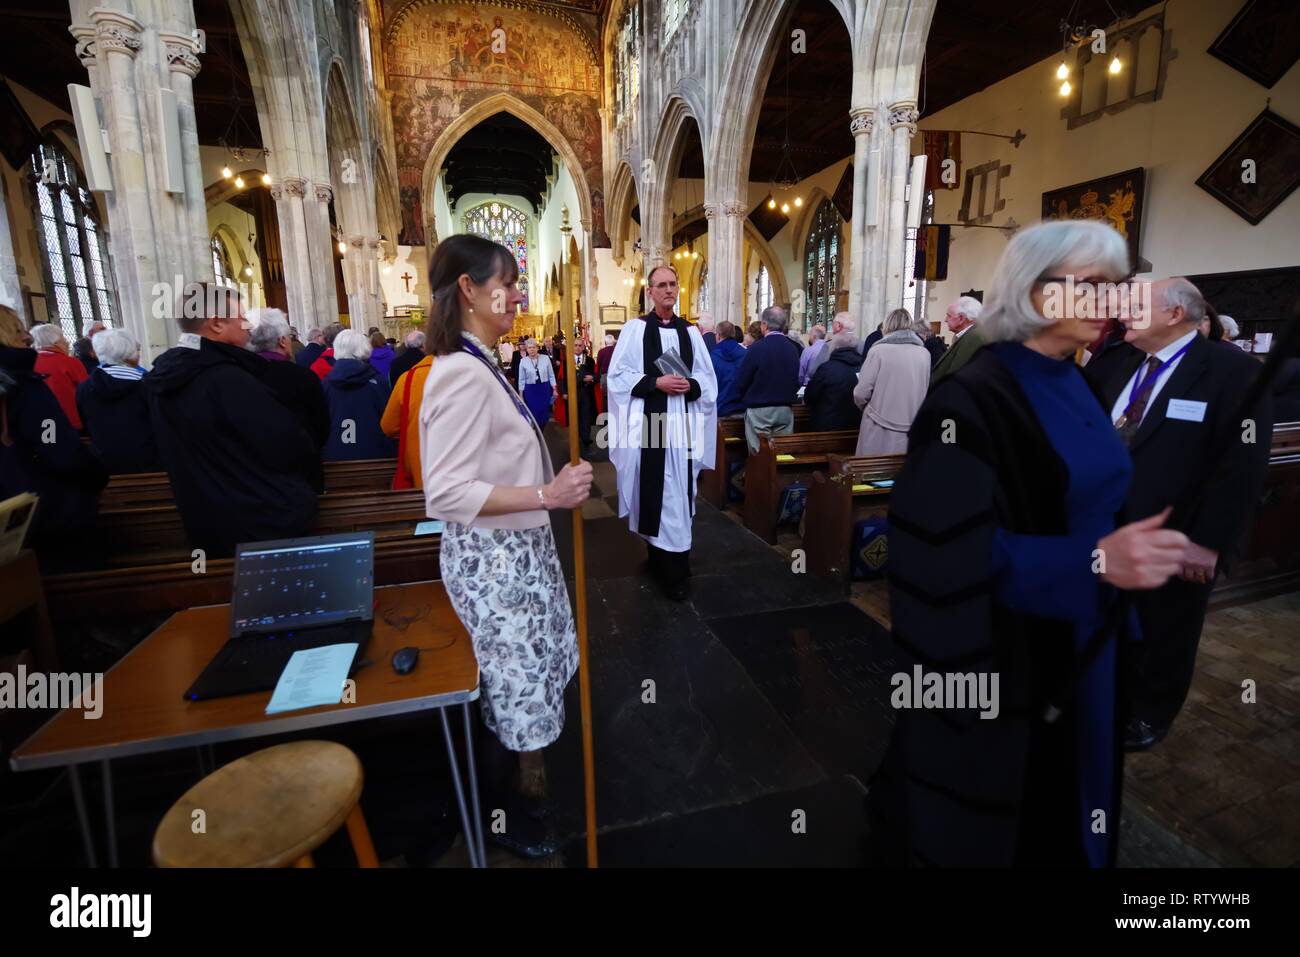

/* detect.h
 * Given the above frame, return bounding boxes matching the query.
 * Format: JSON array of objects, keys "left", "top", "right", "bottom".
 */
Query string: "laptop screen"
[{"left": 231, "top": 532, "right": 374, "bottom": 634}]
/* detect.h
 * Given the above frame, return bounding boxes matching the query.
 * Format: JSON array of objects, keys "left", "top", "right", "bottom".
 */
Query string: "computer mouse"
[{"left": 391, "top": 646, "right": 419, "bottom": 675}]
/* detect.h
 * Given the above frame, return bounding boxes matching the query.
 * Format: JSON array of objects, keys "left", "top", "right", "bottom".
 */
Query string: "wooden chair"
[{"left": 152, "top": 740, "right": 379, "bottom": 868}]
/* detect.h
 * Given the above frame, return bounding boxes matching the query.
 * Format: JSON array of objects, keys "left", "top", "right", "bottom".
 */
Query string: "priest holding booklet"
[{"left": 607, "top": 265, "right": 717, "bottom": 600}]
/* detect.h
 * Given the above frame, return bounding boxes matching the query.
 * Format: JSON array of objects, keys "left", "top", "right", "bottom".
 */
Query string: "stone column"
[
  {"left": 846, "top": 109, "right": 874, "bottom": 325},
  {"left": 885, "top": 102, "right": 919, "bottom": 315},
  {"left": 342, "top": 233, "right": 383, "bottom": 330},
  {"left": 84, "top": 9, "right": 156, "bottom": 352},
  {"left": 159, "top": 30, "right": 211, "bottom": 283},
  {"left": 309, "top": 183, "right": 341, "bottom": 325},
  {"left": 704, "top": 199, "right": 747, "bottom": 327},
  {"left": 271, "top": 176, "right": 314, "bottom": 329}
]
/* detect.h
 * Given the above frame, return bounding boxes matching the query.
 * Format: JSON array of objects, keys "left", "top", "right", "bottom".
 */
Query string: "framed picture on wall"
[
  {"left": 1195, "top": 109, "right": 1300, "bottom": 225},
  {"left": 25, "top": 292, "right": 47, "bottom": 327},
  {"left": 600, "top": 304, "right": 626, "bottom": 328},
  {"left": 1042, "top": 167, "right": 1146, "bottom": 271},
  {"left": 1207, "top": 0, "right": 1300, "bottom": 89}
]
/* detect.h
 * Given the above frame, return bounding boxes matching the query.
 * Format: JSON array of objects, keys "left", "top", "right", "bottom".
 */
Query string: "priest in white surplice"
[{"left": 606, "top": 265, "right": 717, "bottom": 600}]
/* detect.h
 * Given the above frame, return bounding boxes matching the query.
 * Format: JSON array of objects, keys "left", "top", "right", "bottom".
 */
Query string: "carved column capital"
[
  {"left": 89, "top": 8, "right": 143, "bottom": 57},
  {"left": 280, "top": 176, "right": 309, "bottom": 199},
  {"left": 314, "top": 183, "right": 334, "bottom": 204},
  {"left": 887, "top": 102, "right": 919, "bottom": 134},
  {"left": 69, "top": 24, "right": 98, "bottom": 68},
  {"left": 703, "top": 202, "right": 720, "bottom": 219},
  {"left": 723, "top": 201, "right": 748, "bottom": 218},
  {"left": 849, "top": 109, "right": 875, "bottom": 137},
  {"left": 159, "top": 31, "right": 202, "bottom": 78}
]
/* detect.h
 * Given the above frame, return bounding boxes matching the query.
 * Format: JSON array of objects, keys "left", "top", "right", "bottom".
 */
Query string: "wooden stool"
[{"left": 152, "top": 740, "right": 379, "bottom": 868}]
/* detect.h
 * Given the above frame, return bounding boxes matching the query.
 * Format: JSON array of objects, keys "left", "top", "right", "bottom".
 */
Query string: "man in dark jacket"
[
  {"left": 1084, "top": 277, "right": 1272, "bottom": 749},
  {"left": 146, "top": 283, "right": 319, "bottom": 558},
  {"left": 804, "top": 333, "right": 865, "bottom": 431},
  {"left": 710, "top": 321, "right": 747, "bottom": 417},
  {"left": 75, "top": 327, "right": 161, "bottom": 474},
  {"left": 734, "top": 305, "right": 801, "bottom": 451},
  {"left": 309, "top": 323, "right": 344, "bottom": 380},
  {"left": 248, "top": 308, "right": 329, "bottom": 491},
  {"left": 295, "top": 327, "right": 325, "bottom": 368},
  {"left": 387, "top": 329, "right": 426, "bottom": 387}
]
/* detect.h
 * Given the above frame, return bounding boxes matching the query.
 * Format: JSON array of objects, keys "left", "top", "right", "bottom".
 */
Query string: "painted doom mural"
[{"left": 386, "top": 1, "right": 608, "bottom": 247}]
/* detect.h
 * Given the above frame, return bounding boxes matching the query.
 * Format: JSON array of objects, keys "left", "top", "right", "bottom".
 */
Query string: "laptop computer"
[{"left": 184, "top": 531, "right": 376, "bottom": 702}]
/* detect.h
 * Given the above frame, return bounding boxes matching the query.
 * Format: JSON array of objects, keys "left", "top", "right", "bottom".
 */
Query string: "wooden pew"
[
  {"left": 95, "top": 487, "right": 428, "bottom": 565},
  {"left": 699, "top": 405, "right": 811, "bottom": 509},
  {"left": 804, "top": 453, "right": 906, "bottom": 585},
  {"left": 1212, "top": 421, "right": 1300, "bottom": 607},
  {"left": 742, "top": 429, "right": 859, "bottom": 544},
  {"left": 45, "top": 536, "right": 441, "bottom": 620},
  {"left": 99, "top": 458, "right": 398, "bottom": 509}
]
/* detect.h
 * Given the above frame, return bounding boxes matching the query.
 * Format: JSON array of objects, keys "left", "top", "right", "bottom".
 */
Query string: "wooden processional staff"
[{"left": 559, "top": 217, "right": 599, "bottom": 867}]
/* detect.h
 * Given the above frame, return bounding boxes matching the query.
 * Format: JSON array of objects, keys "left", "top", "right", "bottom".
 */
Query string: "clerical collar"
[{"left": 653, "top": 312, "right": 676, "bottom": 326}]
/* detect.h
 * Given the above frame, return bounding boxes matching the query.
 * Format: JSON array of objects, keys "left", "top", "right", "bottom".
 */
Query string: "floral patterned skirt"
[{"left": 440, "top": 521, "right": 578, "bottom": 751}]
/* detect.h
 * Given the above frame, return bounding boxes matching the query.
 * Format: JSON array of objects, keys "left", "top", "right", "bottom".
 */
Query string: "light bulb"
[
  {"left": 234, "top": 176, "right": 245, "bottom": 188},
  {"left": 1056, "top": 62, "right": 1069, "bottom": 80},
  {"left": 692, "top": 250, "right": 698, "bottom": 259},
  {"left": 243, "top": 265, "right": 253, "bottom": 277},
  {"left": 794, "top": 196, "right": 803, "bottom": 208},
  {"left": 1109, "top": 56, "right": 1121, "bottom": 74},
  {"left": 781, "top": 202, "right": 790, "bottom": 214},
  {"left": 767, "top": 198, "right": 776, "bottom": 209},
  {"left": 639, "top": 278, "right": 647, "bottom": 286},
  {"left": 1059, "top": 80, "right": 1071, "bottom": 97},
  {"left": 221, "top": 166, "right": 233, "bottom": 179},
  {"left": 382, "top": 265, "right": 391, "bottom": 275},
  {"left": 338, "top": 240, "right": 347, "bottom": 254},
  {"left": 261, "top": 173, "right": 271, "bottom": 186}
]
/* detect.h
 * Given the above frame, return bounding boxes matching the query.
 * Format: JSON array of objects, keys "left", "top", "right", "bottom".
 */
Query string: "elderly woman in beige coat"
[{"left": 852, "top": 308, "right": 931, "bottom": 455}]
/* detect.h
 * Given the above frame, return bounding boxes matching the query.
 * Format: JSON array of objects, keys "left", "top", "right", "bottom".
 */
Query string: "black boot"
[{"left": 476, "top": 724, "right": 559, "bottom": 859}]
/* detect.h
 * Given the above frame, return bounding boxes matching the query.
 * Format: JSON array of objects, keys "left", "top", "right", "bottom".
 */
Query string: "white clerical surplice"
[{"left": 606, "top": 316, "right": 718, "bottom": 552}]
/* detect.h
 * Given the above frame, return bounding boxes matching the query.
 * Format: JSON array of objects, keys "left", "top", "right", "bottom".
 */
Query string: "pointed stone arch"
[{"left": 608, "top": 161, "right": 639, "bottom": 264}]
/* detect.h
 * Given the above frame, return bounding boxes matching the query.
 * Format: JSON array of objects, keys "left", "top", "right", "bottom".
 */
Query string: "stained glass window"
[
  {"left": 30, "top": 140, "right": 116, "bottom": 339},
  {"left": 803, "top": 199, "right": 841, "bottom": 327},
  {"left": 615, "top": 5, "right": 641, "bottom": 122},
  {"left": 211, "top": 235, "right": 235, "bottom": 287},
  {"left": 756, "top": 264, "right": 773, "bottom": 316},
  {"left": 663, "top": 0, "right": 689, "bottom": 42},
  {"left": 463, "top": 201, "right": 530, "bottom": 310}
]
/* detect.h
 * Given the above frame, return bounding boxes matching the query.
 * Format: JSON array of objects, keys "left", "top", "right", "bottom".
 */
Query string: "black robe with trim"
[{"left": 867, "top": 347, "right": 1127, "bottom": 867}]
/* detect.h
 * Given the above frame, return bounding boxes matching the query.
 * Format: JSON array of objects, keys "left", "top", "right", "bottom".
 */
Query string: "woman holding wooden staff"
[{"left": 418, "top": 234, "right": 593, "bottom": 859}]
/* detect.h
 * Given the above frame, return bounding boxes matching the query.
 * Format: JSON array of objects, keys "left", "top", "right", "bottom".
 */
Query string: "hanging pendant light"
[{"left": 1109, "top": 56, "right": 1122, "bottom": 74}]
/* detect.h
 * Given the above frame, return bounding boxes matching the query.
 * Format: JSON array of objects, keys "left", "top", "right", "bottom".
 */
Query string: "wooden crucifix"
[{"left": 400, "top": 271, "right": 413, "bottom": 293}]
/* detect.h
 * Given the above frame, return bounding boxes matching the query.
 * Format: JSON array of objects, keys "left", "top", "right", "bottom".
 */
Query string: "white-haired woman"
[
  {"left": 322, "top": 328, "right": 396, "bottom": 461},
  {"left": 516, "top": 337, "right": 558, "bottom": 428},
  {"left": 74, "top": 327, "right": 160, "bottom": 474},
  {"left": 870, "top": 220, "right": 1190, "bottom": 868},
  {"left": 31, "top": 322, "right": 89, "bottom": 430},
  {"left": 852, "top": 308, "right": 930, "bottom": 455}
]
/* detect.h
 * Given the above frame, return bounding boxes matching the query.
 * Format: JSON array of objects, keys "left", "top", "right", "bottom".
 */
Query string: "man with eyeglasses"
[{"left": 606, "top": 265, "right": 718, "bottom": 600}]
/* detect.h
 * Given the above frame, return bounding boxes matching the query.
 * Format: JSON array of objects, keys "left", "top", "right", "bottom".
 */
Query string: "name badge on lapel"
[{"left": 1166, "top": 399, "right": 1207, "bottom": 422}]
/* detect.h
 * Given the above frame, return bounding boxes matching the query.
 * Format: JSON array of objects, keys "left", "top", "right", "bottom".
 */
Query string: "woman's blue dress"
[{"left": 989, "top": 341, "right": 1133, "bottom": 867}]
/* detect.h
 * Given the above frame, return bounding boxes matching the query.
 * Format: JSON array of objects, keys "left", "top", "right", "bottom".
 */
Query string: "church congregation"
[{"left": 0, "top": 0, "right": 1298, "bottom": 879}]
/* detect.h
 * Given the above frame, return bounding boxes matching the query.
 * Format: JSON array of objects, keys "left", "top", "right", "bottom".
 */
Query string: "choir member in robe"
[
  {"left": 869, "top": 221, "right": 1190, "bottom": 867},
  {"left": 607, "top": 265, "right": 717, "bottom": 600}
]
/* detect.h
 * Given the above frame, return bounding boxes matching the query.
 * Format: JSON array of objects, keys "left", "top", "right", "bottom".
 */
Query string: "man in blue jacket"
[
  {"left": 709, "top": 320, "right": 746, "bottom": 418},
  {"left": 734, "top": 305, "right": 801, "bottom": 452}
]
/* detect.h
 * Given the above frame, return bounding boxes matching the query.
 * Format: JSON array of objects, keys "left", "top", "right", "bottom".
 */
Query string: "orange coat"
[{"left": 381, "top": 354, "right": 432, "bottom": 488}]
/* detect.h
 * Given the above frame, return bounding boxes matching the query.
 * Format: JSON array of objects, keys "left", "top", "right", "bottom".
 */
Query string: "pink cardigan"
[{"left": 418, "top": 350, "right": 555, "bottom": 529}]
